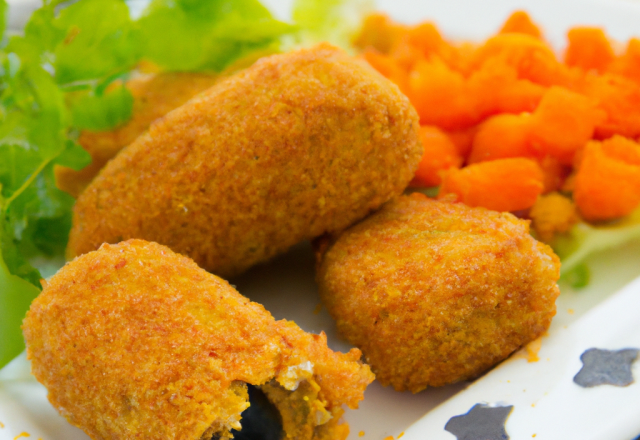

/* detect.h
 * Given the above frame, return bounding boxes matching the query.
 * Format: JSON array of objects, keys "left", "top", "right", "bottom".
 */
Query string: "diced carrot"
[
  {"left": 353, "top": 13, "right": 408, "bottom": 54},
  {"left": 600, "top": 135, "right": 640, "bottom": 165},
  {"left": 580, "top": 73, "right": 640, "bottom": 139},
  {"left": 574, "top": 139, "right": 640, "bottom": 221},
  {"left": 410, "top": 126, "right": 463, "bottom": 187},
  {"left": 362, "top": 50, "right": 411, "bottom": 95},
  {"left": 608, "top": 38, "right": 640, "bottom": 82},
  {"left": 444, "top": 125, "right": 479, "bottom": 159},
  {"left": 565, "top": 27, "right": 615, "bottom": 74},
  {"left": 408, "top": 58, "right": 479, "bottom": 129},
  {"left": 451, "top": 42, "right": 478, "bottom": 75},
  {"left": 538, "top": 156, "right": 571, "bottom": 193},
  {"left": 468, "top": 113, "right": 535, "bottom": 164},
  {"left": 495, "top": 78, "right": 547, "bottom": 114},
  {"left": 530, "top": 192, "right": 579, "bottom": 242},
  {"left": 438, "top": 158, "right": 545, "bottom": 212},
  {"left": 499, "top": 11, "right": 543, "bottom": 39},
  {"left": 468, "top": 58, "right": 546, "bottom": 117},
  {"left": 529, "top": 86, "right": 605, "bottom": 164},
  {"left": 352, "top": 12, "right": 640, "bottom": 220},
  {"left": 469, "top": 33, "right": 563, "bottom": 86},
  {"left": 406, "top": 22, "right": 445, "bottom": 57},
  {"left": 388, "top": 38, "right": 426, "bottom": 72}
]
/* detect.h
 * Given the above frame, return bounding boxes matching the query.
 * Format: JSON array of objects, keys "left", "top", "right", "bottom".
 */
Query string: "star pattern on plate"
[
  {"left": 573, "top": 348, "right": 640, "bottom": 388},
  {"left": 445, "top": 403, "right": 513, "bottom": 440}
]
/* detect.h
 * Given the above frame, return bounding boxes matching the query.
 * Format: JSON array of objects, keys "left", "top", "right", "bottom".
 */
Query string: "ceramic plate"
[{"left": 1, "top": 1, "right": 640, "bottom": 439}]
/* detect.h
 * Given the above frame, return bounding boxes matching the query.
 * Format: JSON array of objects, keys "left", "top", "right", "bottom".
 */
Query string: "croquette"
[
  {"left": 316, "top": 194, "right": 560, "bottom": 393},
  {"left": 23, "top": 240, "right": 374, "bottom": 440},
  {"left": 67, "top": 43, "right": 422, "bottom": 278},
  {"left": 56, "top": 72, "right": 220, "bottom": 198}
]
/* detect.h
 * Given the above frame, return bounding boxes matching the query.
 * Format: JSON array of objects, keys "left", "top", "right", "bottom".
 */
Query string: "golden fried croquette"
[
  {"left": 56, "top": 72, "right": 220, "bottom": 198},
  {"left": 67, "top": 43, "right": 422, "bottom": 278},
  {"left": 23, "top": 240, "right": 373, "bottom": 440},
  {"left": 316, "top": 194, "right": 560, "bottom": 393}
]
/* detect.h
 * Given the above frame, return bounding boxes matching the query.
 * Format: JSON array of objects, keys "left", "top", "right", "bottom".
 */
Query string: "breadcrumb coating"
[
  {"left": 68, "top": 43, "right": 422, "bottom": 278},
  {"left": 56, "top": 72, "right": 220, "bottom": 198},
  {"left": 23, "top": 240, "right": 373, "bottom": 440},
  {"left": 316, "top": 194, "right": 560, "bottom": 392}
]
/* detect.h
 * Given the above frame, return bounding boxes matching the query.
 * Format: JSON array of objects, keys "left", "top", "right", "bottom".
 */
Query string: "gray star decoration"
[
  {"left": 445, "top": 404, "right": 513, "bottom": 440},
  {"left": 574, "top": 347, "right": 639, "bottom": 387}
]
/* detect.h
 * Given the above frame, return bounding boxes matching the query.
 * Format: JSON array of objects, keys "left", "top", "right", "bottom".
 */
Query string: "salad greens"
[
  {"left": 0, "top": 0, "right": 293, "bottom": 369},
  {"left": 554, "top": 207, "right": 640, "bottom": 288},
  {"left": 290, "top": 0, "right": 373, "bottom": 50}
]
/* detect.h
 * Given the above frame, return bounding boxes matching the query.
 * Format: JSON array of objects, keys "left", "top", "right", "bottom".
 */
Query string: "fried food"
[
  {"left": 68, "top": 43, "right": 422, "bottom": 278},
  {"left": 56, "top": 72, "right": 220, "bottom": 198},
  {"left": 316, "top": 194, "right": 560, "bottom": 392},
  {"left": 23, "top": 240, "right": 374, "bottom": 440}
]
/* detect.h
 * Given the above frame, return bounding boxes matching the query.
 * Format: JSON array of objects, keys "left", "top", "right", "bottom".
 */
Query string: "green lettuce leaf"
[
  {"left": 290, "top": 0, "right": 373, "bottom": 51},
  {"left": 0, "top": 0, "right": 6, "bottom": 40},
  {"left": 553, "top": 208, "right": 640, "bottom": 283},
  {"left": 137, "top": 0, "right": 292, "bottom": 71}
]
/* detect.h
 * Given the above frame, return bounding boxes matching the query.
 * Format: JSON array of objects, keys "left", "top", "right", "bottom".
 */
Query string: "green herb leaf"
[
  {"left": 0, "top": 245, "right": 40, "bottom": 368},
  {"left": 138, "top": 0, "right": 292, "bottom": 71},
  {"left": 69, "top": 84, "right": 134, "bottom": 130},
  {"left": 54, "top": 0, "right": 139, "bottom": 85},
  {"left": 0, "top": 0, "right": 7, "bottom": 41}
]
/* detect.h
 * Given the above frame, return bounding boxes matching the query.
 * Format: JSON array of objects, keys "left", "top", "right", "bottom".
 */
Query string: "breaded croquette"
[
  {"left": 316, "top": 194, "right": 560, "bottom": 393},
  {"left": 23, "top": 240, "right": 374, "bottom": 440},
  {"left": 68, "top": 43, "right": 422, "bottom": 278},
  {"left": 56, "top": 72, "right": 220, "bottom": 198}
]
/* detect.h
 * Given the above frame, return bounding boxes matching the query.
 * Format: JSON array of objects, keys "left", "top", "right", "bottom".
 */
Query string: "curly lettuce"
[
  {"left": 0, "top": 0, "right": 294, "bottom": 369},
  {"left": 288, "top": 0, "right": 373, "bottom": 51},
  {"left": 553, "top": 208, "right": 640, "bottom": 287}
]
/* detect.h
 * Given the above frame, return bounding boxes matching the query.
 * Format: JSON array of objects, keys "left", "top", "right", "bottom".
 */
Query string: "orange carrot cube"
[
  {"left": 362, "top": 50, "right": 411, "bottom": 95},
  {"left": 529, "top": 86, "right": 605, "bottom": 164},
  {"left": 468, "top": 114, "right": 535, "bottom": 164},
  {"left": 410, "top": 126, "right": 463, "bottom": 187},
  {"left": 574, "top": 138, "right": 640, "bottom": 221},
  {"left": 581, "top": 73, "right": 640, "bottom": 139},
  {"left": 408, "top": 58, "right": 479, "bottom": 129},
  {"left": 439, "top": 158, "right": 545, "bottom": 212},
  {"left": 499, "top": 11, "right": 543, "bottom": 39},
  {"left": 565, "top": 27, "right": 615, "bottom": 74},
  {"left": 469, "top": 33, "right": 563, "bottom": 86},
  {"left": 444, "top": 125, "right": 479, "bottom": 159}
]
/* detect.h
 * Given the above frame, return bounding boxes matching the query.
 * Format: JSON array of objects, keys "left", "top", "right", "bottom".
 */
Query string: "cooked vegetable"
[
  {"left": 355, "top": 9, "right": 640, "bottom": 277},
  {"left": 574, "top": 136, "right": 640, "bottom": 221},
  {"left": 439, "top": 158, "right": 544, "bottom": 212},
  {"left": 411, "top": 125, "right": 462, "bottom": 187}
]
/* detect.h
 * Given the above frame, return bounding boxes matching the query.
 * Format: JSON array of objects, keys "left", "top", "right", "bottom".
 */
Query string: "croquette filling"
[
  {"left": 213, "top": 385, "right": 283, "bottom": 440},
  {"left": 209, "top": 378, "right": 333, "bottom": 440}
]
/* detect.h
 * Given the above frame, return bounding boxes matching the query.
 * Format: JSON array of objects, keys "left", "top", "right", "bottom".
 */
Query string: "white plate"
[{"left": 2, "top": 1, "right": 640, "bottom": 439}]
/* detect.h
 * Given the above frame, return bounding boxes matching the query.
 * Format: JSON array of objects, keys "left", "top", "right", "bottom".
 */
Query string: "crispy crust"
[
  {"left": 23, "top": 240, "right": 373, "bottom": 440},
  {"left": 316, "top": 194, "right": 561, "bottom": 392},
  {"left": 67, "top": 43, "right": 422, "bottom": 278},
  {"left": 56, "top": 72, "right": 220, "bottom": 198}
]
